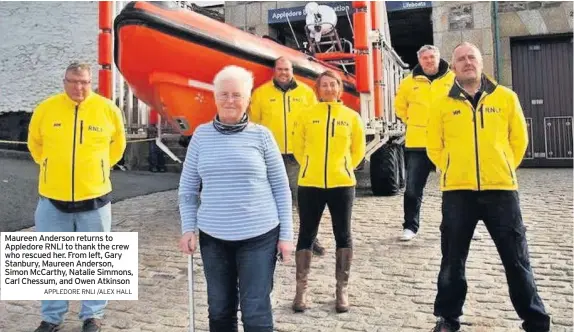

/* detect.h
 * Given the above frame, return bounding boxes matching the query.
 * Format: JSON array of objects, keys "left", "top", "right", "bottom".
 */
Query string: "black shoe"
[
  {"left": 431, "top": 318, "right": 459, "bottom": 332},
  {"left": 34, "top": 321, "right": 60, "bottom": 332},
  {"left": 312, "top": 239, "right": 325, "bottom": 256},
  {"left": 82, "top": 318, "right": 102, "bottom": 332}
]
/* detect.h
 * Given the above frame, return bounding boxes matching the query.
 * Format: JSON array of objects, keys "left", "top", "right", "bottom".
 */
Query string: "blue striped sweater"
[{"left": 178, "top": 122, "right": 293, "bottom": 242}]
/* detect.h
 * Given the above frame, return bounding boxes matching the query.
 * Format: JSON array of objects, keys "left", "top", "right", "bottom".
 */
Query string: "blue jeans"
[
  {"left": 199, "top": 226, "right": 279, "bottom": 332},
  {"left": 434, "top": 191, "right": 550, "bottom": 332},
  {"left": 34, "top": 197, "right": 112, "bottom": 324},
  {"left": 403, "top": 150, "right": 434, "bottom": 233}
]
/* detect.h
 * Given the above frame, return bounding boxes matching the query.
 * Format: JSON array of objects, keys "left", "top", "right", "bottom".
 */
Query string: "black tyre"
[{"left": 370, "top": 142, "right": 400, "bottom": 196}]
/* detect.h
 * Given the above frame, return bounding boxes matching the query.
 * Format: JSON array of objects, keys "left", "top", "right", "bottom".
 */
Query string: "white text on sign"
[{"left": 1, "top": 232, "right": 138, "bottom": 300}]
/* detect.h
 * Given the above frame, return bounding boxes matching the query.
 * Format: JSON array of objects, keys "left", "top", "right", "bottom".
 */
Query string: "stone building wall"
[
  {"left": 431, "top": 2, "right": 495, "bottom": 77},
  {"left": 431, "top": 1, "right": 573, "bottom": 88},
  {"left": 496, "top": 1, "right": 573, "bottom": 88}
]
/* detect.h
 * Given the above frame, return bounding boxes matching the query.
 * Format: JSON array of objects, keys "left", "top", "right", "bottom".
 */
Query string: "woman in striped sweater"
[{"left": 178, "top": 65, "right": 294, "bottom": 332}]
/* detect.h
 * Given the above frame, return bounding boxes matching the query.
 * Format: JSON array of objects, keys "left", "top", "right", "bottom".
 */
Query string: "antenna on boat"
[
  {"left": 285, "top": 15, "right": 301, "bottom": 50},
  {"left": 345, "top": 7, "right": 354, "bottom": 37}
]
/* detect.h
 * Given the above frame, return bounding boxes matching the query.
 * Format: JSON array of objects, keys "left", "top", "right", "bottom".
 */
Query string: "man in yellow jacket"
[
  {"left": 394, "top": 45, "right": 456, "bottom": 241},
  {"left": 250, "top": 56, "right": 326, "bottom": 256},
  {"left": 27, "top": 62, "right": 126, "bottom": 332},
  {"left": 426, "top": 42, "right": 550, "bottom": 332}
]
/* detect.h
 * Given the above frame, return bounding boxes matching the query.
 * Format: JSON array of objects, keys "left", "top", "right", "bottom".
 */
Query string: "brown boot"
[
  {"left": 292, "top": 249, "right": 312, "bottom": 312},
  {"left": 335, "top": 248, "right": 352, "bottom": 313}
]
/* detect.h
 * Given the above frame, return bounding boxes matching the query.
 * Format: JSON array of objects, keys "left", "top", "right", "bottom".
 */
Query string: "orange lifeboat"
[{"left": 113, "top": 1, "right": 360, "bottom": 136}]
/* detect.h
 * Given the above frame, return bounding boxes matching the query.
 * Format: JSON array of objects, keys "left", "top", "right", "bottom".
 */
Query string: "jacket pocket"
[
  {"left": 331, "top": 118, "right": 336, "bottom": 137},
  {"left": 302, "top": 155, "right": 310, "bottom": 178},
  {"left": 101, "top": 159, "right": 105, "bottom": 183},
  {"left": 442, "top": 153, "right": 450, "bottom": 187},
  {"left": 503, "top": 152, "right": 515, "bottom": 185},
  {"left": 80, "top": 120, "right": 84, "bottom": 144},
  {"left": 43, "top": 158, "right": 48, "bottom": 184},
  {"left": 344, "top": 156, "right": 351, "bottom": 178}
]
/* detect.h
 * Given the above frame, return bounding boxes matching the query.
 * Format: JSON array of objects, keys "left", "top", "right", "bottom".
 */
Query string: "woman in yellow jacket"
[{"left": 291, "top": 70, "right": 366, "bottom": 314}]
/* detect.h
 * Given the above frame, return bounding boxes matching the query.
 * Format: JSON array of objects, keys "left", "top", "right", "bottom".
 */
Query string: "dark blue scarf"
[{"left": 212, "top": 113, "right": 249, "bottom": 135}]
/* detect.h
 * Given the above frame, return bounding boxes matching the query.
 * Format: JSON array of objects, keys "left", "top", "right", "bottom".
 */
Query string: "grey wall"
[
  {"left": 432, "top": 1, "right": 573, "bottom": 89},
  {"left": 432, "top": 1, "right": 495, "bottom": 77},
  {"left": 0, "top": 2, "right": 98, "bottom": 113},
  {"left": 497, "top": 1, "right": 573, "bottom": 88}
]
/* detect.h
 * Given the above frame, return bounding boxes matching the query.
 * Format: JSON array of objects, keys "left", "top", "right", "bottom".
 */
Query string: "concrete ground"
[
  {"left": 0, "top": 168, "right": 572, "bottom": 332},
  {"left": 0, "top": 155, "right": 181, "bottom": 232}
]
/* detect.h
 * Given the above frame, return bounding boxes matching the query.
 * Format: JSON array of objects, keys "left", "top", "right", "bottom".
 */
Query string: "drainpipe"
[{"left": 492, "top": 1, "right": 502, "bottom": 82}]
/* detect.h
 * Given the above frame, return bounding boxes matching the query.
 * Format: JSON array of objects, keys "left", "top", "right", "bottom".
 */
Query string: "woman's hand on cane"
[{"left": 179, "top": 232, "right": 197, "bottom": 255}]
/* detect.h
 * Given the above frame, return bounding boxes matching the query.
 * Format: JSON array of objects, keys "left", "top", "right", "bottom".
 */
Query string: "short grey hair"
[
  {"left": 417, "top": 45, "right": 440, "bottom": 58},
  {"left": 65, "top": 61, "right": 92, "bottom": 76},
  {"left": 213, "top": 65, "right": 254, "bottom": 98}
]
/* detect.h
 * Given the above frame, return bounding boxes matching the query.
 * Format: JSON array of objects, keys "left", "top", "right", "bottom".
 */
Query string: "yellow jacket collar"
[{"left": 62, "top": 91, "right": 95, "bottom": 107}]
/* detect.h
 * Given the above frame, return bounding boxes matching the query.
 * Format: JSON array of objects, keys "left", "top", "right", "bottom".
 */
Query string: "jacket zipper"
[
  {"left": 324, "top": 105, "right": 331, "bottom": 189},
  {"left": 72, "top": 105, "right": 79, "bottom": 202},
  {"left": 302, "top": 155, "right": 309, "bottom": 178},
  {"left": 80, "top": 120, "right": 84, "bottom": 144},
  {"left": 282, "top": 92, "right": 287, "bottom": 154},
  {"left": 442, "top": 154, "right": 450, "bottom": 186},
  {"left": 344, "top": 156, "right": 351, "bottom": 177},
  {"left": 471, "top": 102, "right": 481, "bottom": 191},
  {"left": 503, "top": 152, "right": 515, "bottom": 185},
  {"left": 101, "top": 159, "right": 105, "bottom": 183},
  {"left": 479, "top": 105, "right": 484, "bottom": 129},
  {"left": 43, "top": 158, "right": 48, "bottom": 183}
]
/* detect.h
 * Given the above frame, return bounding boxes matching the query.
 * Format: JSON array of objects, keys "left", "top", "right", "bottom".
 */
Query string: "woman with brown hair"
[{"left": 291, "top": 70, "right": 366, "bottom": 313}]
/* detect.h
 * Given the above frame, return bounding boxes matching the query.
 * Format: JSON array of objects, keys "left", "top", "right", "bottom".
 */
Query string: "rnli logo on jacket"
[
  {"left": 88, "top": 125, "right": 103, "bottom": 132},
  {"left": 312, "top": 120, "right": 320, "bottom": 124},
  {"left": 336, "top": 120, "right": 349, "bottom": 126},
  {"left": 452, "top": 110, "right": 461, "bottom": 116},
  {"left": 291, "top": 97, "right": 302, "bottom": 102},
  {"left": 53, "top": 123, "right": 61, "bottom": 127},
  {"left": 269, "top": 98, "right": 276, "bottom": 102},
  {"left": 483, "top": 107, "right": 501, "bottom": 113}
]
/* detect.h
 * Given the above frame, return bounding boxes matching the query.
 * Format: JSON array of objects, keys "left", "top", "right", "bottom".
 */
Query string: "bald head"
[{"left": 451, "top": 42, "right": 483, "bottom": 85}]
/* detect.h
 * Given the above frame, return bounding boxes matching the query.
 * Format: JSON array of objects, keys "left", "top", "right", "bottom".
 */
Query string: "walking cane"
[{"left": 187, "top": 254, "right": 195, "bottom": 332}]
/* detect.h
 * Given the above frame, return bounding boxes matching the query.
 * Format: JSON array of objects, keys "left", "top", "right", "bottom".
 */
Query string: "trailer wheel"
[{"left": 370, "top": 142, "right": 400, "bottom": 196}]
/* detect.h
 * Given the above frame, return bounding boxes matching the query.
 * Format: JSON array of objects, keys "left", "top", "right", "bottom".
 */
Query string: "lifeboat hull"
[{"left": 114, "top": 1, "right": 360, "bottom": 136}]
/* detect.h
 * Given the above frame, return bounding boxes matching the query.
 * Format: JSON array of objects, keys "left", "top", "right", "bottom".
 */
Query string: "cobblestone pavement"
[{"left": 1, "top": 168, "right": 572, "bottom": 332}]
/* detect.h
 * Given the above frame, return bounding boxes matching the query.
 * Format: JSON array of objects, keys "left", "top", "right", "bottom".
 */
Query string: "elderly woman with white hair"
[{"left": 177, "top": 65, "right": 294, "bottom": 332}]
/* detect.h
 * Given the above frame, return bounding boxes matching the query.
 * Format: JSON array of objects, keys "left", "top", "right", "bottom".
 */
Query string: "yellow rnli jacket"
[
  {"left": 426, "top": 75, "right": 529, "bottom": 191},
  {"left": 395, "top": 59, "right": 455, "bottom": 149},
  {"left": 292, "top": 101, "right": 366, "bottom": 189},
  {"left": 249, "top": 79, "right": 317, "bottom": 154},
  {"left": 27, "top": 92, "right": 127, "bottom": 202}
]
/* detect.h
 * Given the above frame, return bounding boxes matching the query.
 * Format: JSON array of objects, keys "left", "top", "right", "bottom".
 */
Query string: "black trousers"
[
  {"left": 434, "top": 190, "right": 550, "bottom": 332},
  {"left": 403, "top": 150, "right": 434, "bottom": 233},
  {"left": 296, "top": 186, "right": 355, "bottom": 251}
]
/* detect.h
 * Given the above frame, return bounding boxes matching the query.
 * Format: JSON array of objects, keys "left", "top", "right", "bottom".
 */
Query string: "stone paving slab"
[{"left": 1, "top": 169, "right": 573, "bottom": 332}]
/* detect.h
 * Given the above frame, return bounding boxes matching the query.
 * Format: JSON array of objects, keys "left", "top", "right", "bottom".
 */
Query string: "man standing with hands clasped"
[
  {"left": 394, "top": 45, "right": 481, "bottom": 241},
  {"left": 250, "top": 56, "right": 327, "bottom": 257},
  {"left": 426, "top": 42, "right": 551, "bottom": 332},
  {"left": 27, "top": 62, "right": 126, "bottom": 332}
]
